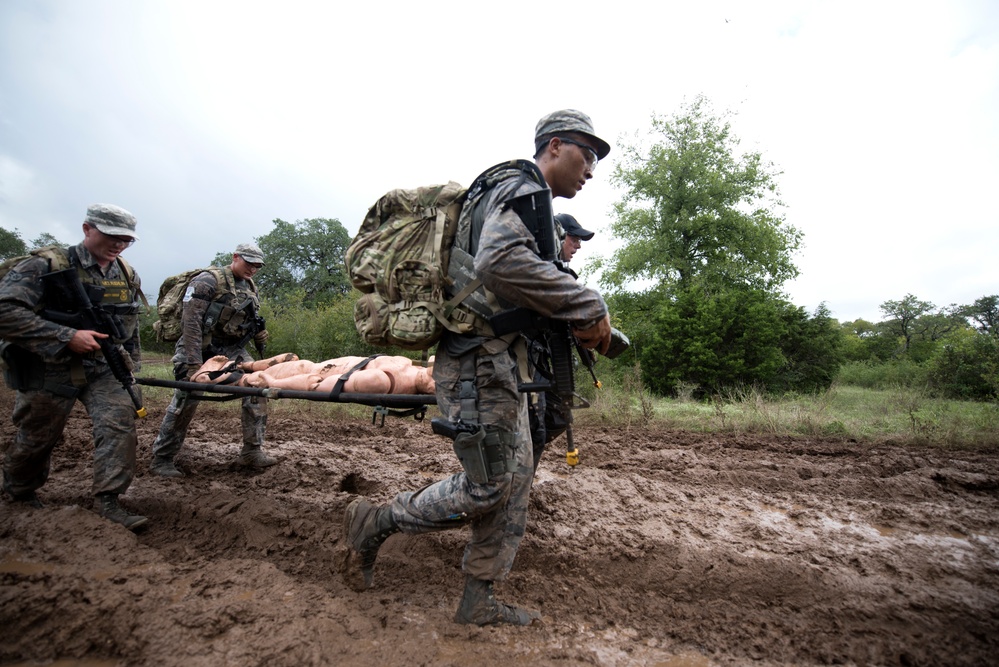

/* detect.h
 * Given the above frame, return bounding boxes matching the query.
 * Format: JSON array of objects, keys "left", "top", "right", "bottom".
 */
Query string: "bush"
[
  {"left": 926, "top": 331, "right": 999, "bottom": 401},
  {"left": 836, "top": 359, "right": 929, "bottom": 389}
]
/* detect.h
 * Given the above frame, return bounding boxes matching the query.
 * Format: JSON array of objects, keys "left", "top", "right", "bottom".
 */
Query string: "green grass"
[
  {"left": 580, "top": 379, "right": 999, "bottom": 449},
  {"left": 137, "top": 358, "right": 999, "bottom": 450}
]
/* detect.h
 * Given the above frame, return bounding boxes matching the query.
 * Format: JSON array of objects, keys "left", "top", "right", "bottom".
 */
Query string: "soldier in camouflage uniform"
[
  {"left": 342, "top": 110, "right": 613, "bottom": 626},
  {"left": 148, "top": 243, "right": 276, "bottom": 477},
  {"left": 0, "top": 204, "right": 148, "bottom": 530}
]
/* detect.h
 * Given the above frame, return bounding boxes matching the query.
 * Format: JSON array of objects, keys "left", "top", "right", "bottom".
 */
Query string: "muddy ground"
[{"left": 1, "top": 383, "right": 998, "bottom": 667}]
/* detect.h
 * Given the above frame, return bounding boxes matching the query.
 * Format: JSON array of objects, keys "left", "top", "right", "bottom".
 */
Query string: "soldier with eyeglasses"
[{"left": 0, "top": 203, "right": 148, "bottom": 530}]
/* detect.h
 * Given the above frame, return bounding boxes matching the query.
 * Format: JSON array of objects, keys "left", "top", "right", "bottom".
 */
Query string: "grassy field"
[{"left": 137, "top": 357, "right": 999, "bottom": 450}]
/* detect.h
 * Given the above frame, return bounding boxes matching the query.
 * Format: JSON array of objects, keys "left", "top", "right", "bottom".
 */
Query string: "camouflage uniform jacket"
[
  {"left": 177, "top": 268, "right": 259, "bottom": 368},
  {"left": 0, "top": 242, "right": 142, "bottom": 373},
  {"left": 451, "top": 162, "right": 607, "bottom": 338}
]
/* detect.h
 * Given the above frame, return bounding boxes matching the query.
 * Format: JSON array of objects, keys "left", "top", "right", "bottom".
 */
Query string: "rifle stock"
[{"left": 44, "top": 268, "right": 147, "bottom": 418}]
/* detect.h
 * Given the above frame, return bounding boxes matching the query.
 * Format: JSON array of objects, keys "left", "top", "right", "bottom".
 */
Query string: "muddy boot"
[
  {"left": 7, "top": 490, "right": 43, "bottom": 509},
  {"left": 149, "top": 456, "right": 184, "bottom": 478},
  {"left": 341, "top": 498, "right": 398, "bottom": 591},
  {"left": 454, "top": 576, "right": 541, "bottom": 626},
  {"left": 3, "top": 474, "right": 43, "bottom": 508},
  {"left": 237, "top": 445, "right": 278, "bottom": 469},
  {"left": 95, "top": 493, "right": 148, "bottom": 531}
]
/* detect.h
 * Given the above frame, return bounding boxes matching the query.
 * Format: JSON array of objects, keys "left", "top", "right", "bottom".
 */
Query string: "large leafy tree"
[
  {"left": 596, "top": 95, "right": 801, "bottom": 295},
  {"left": 212, "top": 218, "right": 352, "bottom": 307},
  {"left": 960, "top": 295, "right": 999, "bottom": 337},
  {"left": 595, "top": 97, "right": 830, "bottom": 394},
  {"left": 1, "top": 226, "right": 27, "bottom": 260}
]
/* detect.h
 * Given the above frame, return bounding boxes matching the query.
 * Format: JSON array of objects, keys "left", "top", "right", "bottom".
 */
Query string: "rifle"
[
  {"left": 492, "top": 186, "right": 630, "bottom": 467},
  {"left": 233, "top": 299, "right": 266, "bottom": 358},
  {"left": 42, "top": 268, "right": 147, "bottom": 418}
]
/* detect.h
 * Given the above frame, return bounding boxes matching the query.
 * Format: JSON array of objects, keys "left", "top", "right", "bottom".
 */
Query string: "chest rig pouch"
[
  {"left": 430, "top": 352, "right": 517, "bottom": 484},
  {"left": 202, "top": 271, "right": 258, "bottom": 338}
]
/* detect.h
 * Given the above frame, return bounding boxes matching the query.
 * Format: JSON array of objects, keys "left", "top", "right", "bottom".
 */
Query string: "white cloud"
[{"left": 0, "top": 0, "right": 996, "bottom": 322}]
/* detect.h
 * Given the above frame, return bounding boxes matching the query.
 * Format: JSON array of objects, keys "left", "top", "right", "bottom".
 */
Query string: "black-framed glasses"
[
  {"left": 557, "top": 137, "right": 599, "bottom": 169},
  {"left": 90, "top": 225, "right": 135, "bottom": 247}
]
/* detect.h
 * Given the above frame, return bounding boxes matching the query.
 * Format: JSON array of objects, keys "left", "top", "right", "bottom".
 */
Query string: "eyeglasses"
[
  {"left": 91, "top": 226, "right": 135, "bottom": 247},
  {"left": 558, "top": 137, "right": 599, "bottom": 170}
]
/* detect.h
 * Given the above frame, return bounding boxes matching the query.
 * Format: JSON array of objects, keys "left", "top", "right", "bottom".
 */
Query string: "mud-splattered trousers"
[
  {"left": 390, "top": 340, "right": 533, "bottom": 581},
  {"left": 385, "top": 166, "right": 608, "bottom": 582},
  {"left": 0, "top": 244, "right": 142, "bottom": 498},
  {"left": 150, "top": 343, "right": 267, "bottom": 460},
  {"left": 6, "top": 367, "right": 138, "bottom": 496},
  {"left": 151, "top": 270, "right": 266, "bottom": 461}
]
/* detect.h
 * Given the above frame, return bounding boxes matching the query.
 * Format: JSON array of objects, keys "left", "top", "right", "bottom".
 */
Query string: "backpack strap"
[
  {"left": 63, "top": 246, "right": 149, "bottom": 310},
  {"left": 115, "top": 257, "right": 149, "bottom": 310}
]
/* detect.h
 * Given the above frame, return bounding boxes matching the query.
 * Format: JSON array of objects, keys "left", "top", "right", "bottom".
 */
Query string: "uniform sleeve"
[
  {"left": 473, "top": 182, "right": 608, "bottom": 328},
  {"left": 180, "top": 271, "right": 217, "bottom": 366},
  {"left": 0, "top": 256, "right": 77, "bottom": 360}
]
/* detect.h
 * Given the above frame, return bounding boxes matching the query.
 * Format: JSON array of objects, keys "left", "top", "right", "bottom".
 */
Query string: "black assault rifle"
[
  {"left": 489, "top": 186, "right": 629, "bottom": 467},
  {"left": 43, "top": 268, "right": 147, "bottom": 418},
  {"left": 237, "top": 310, "right": 267, "bottom": 358}
]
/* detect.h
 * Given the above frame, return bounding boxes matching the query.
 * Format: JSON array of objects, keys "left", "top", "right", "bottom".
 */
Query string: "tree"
[
  {"left": 592, "top": 97, "right": 818, "bottom": 394},
  {"left": 596, "top": 95, "right": 801, "bottom": 295},
  {"left": 212, "top": 218, "right": 353, "bottom": 307},
  {"left": 776, "top": 303, "right": 845, "bottom": 393},
  {"left": 30, "top": 232, "right": 66, "bottom": 249},
  {"left": 1, "top": 226, "right": 27, "bottom": 260},
  {"left": 960, "top": 295, "right": 999, "bottom": 337},
  {"left": 638, "top": 282, "right": 848, "bottom": 396},
  {"left": 878, "top": 294, "right": 934, "bottom": 355}
]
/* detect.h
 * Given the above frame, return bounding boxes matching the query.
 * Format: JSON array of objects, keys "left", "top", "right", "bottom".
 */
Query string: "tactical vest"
[
  {"left": 447, "top": 162, "right": 548, "bottom": 328},
  {"left": 42, "top": 246, "right": 143, "bottom": 347},
  {"left": 200, "top": 267, "right": 259, "bottom": 340}
]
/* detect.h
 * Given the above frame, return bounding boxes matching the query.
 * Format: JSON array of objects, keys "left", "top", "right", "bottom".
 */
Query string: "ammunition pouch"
[
  {"left": 0, "top": 341, "right": 46, "bottom": 391},
  {"left": 431, "top": 417, "right": 517, "bottom": 484}
]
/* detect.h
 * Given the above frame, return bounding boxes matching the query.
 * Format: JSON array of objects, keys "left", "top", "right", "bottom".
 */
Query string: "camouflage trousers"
[
  {"left": 390, "top": 344, "right": 534, "bottom": 582},
  {"left": 150, "top": 390, "right": 267, "bottom": 461},
  {"left": 151, "top": 347, "right": 268, "bottom": 461},
  {"left": 3, "top": 365, "right": 137, "bottom": 497}
]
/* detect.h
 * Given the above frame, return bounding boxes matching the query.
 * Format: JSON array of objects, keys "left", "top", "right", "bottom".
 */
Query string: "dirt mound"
[{"left": 2, "top": 388, "right": 998, "bottom": 666}]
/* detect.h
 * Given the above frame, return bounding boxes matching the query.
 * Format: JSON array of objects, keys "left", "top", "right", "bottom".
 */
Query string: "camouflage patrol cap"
[
  {"left": 235, "top": 242, "right": 265, "bottom": 265},
  {"left": 85, "top": 203, "right": 139, "bottom": 240},
  {"left": 535, "top": 109, "right": 611, "bottom": 160}
]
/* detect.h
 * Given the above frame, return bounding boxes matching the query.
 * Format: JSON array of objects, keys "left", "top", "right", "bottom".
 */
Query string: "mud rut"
[{"left": 1, "top": 388, "right": 998, "bottom": 667}]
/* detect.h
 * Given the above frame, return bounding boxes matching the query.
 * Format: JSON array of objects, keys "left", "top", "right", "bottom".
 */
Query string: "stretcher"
[{"left": 135, "top": 376, "right": 435, "bottom": 425}]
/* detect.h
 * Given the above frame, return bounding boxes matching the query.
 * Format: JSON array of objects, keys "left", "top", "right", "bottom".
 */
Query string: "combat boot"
[
  {"left": 95, "top": 493, "right": 148, "bottom": 531},
  {"left": 7, "top": 490, "right": 43, "bottom": 508},
  {"left": 454, "top": 575, "right": 541, "bottom": 626},
  {"left": 3, "top": 474, "right": 43, "bottom": 508},
  {"left": 237, "top": 445, "right": 278, "bottom": 469},
  {"left": 341, "top": 498, "right": 399, "bottom": 591},
  {"left": 149, "top": 456, "right": 184, "bottom": 478}
]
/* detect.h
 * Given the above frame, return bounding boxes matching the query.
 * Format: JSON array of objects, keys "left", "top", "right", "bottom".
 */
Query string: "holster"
[
  {"left": 0, "top": 341, "right": 45, "bottom": 392},
  {"left": 432, "top": 417, "right": 516, "bottom": 484}
]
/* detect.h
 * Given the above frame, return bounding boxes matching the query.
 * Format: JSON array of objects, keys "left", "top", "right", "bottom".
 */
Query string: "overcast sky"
[{"left": 1, "top": 0, "right": 996, "bottom": 323}]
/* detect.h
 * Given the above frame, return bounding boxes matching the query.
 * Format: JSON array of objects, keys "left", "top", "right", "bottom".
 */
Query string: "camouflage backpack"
[
  {"left": 0, "top": 246, "right": 71, "bottom": 283},
  {"left": 152, "top": 266, "right": 229, "bottom": 342},
  {"left": 346, "top": 162, "right": 547, "bottom": 350},
  {"left": 346, "top": 181, "right": 479, "bottom": 350}
]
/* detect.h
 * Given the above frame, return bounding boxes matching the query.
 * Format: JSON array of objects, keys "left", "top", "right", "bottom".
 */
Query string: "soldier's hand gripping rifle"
[{"left": 43, "top": 268, "right": 147, "bottom": 418}]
